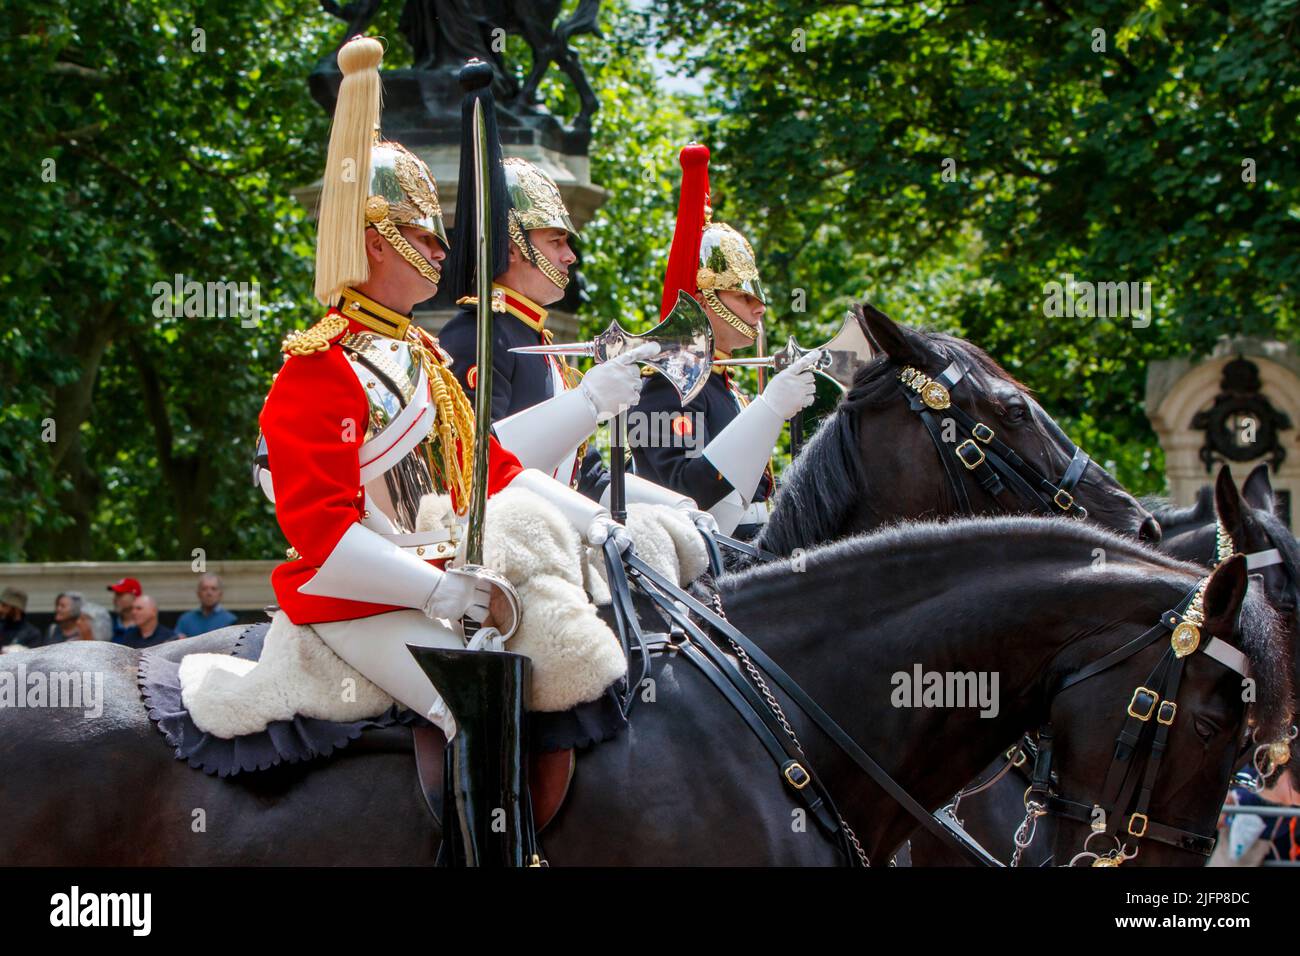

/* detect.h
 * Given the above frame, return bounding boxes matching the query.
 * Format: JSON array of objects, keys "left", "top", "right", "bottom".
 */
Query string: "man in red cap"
[{"left": 106, "top": 577, "right": 141, "bottom": 641}]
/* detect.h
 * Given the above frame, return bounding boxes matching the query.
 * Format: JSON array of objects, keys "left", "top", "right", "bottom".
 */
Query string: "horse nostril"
[{"left": 1139, "top": 516, "right": 1162, "bottom": 545}]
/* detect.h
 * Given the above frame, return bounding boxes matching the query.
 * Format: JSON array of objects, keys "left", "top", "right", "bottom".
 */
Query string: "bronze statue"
[{"left": 318, "top": 0, "right": 602, "bottom": 140}]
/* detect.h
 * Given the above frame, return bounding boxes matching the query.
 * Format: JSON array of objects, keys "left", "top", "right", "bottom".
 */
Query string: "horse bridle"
[
  {"left": 707, "top": 356, "right": 1093, "bottom": 573},
  {"left": 898, "top": 362, "right": 1091, "bottom": 519},
  {"left": 1021, "top": 577, "right": 1253, "bottom": 865}
]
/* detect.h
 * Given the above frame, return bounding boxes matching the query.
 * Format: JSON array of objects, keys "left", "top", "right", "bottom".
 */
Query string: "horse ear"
[
  {"left": 1214, "top": 465, "right": 1246, "bottom": 546},
  {"left": 856, "top": 302, "right": 925, "bottom": 367},
  {"left": 1241, "top": 463, "right": 1276, "bottom": 515},
  {"left": 851, "top": 303, "right": 883, "bottom": 356},
  {"left": 1202, "top": 553, "right": 1248, "bottom": 638}
]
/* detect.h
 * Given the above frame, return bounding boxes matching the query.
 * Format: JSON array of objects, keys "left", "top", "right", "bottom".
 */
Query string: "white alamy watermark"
[
  {"left": 0, "top": 664, "right": 103, "bottom": 718},
  {"left": 151, "top": 273, "right": 261, "bottom": 327},
  {"left": 626, "top": 410, "right": 706, "bottom": 458},
  {"left": 49, "top": 886, "right": 151, "bottom": 936},
  {"left": 890, "top": 664, "right": 1000, "bottom": 718},
  {"left": 1042, "top": 273, "right": 1152, "bottom": 328}
]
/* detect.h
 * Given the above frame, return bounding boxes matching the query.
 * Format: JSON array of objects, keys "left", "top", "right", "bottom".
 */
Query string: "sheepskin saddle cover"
[{"left": 179, "top": 489, "right": 707, "bottom": 739}]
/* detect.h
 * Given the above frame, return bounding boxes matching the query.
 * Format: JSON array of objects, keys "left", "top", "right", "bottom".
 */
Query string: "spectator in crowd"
[
  {"left": 1216, "top": 770, "right": 1300, "bottom": 866},
  {"left": 106, "top": 577, "right": 142, "bottom": 640},
  {"left": 78, "top": 600, "right": 113, "bottom": 641},
  {"left": 0, "top": 587, "right": 42, "bottom": 649},
  {"left": 44, "top": 592, "right": 91, "bottom": 646},
  {"left": 114, "top": 594, "right": 176, "bottom": 649},
  {"left": 175, "top": 573, "right": 238, "bottom": 637}
]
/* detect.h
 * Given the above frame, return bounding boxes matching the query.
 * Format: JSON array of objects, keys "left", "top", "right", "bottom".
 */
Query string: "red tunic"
[{"left": 259, "top": 310, "right": 523, "bottom": 624}]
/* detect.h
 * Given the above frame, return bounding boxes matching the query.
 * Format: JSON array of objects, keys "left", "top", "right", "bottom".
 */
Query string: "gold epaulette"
[
  {"left": 455, "top": 293, "right": 507, "bottom": 312},
  {"left": 282, "top": 314, "right": 348, "bottom": 357}
]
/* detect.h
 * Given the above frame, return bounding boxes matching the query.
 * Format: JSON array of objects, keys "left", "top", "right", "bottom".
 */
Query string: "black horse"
[
  {"left": 0, "top": 517, "right": 1286, "bottom": 865},
  {"left": 908, "top": 466, "right": 1300, "bottom": 865},
  {"left": 755, "top": 304, "right": 1160, "bottom": 561}
]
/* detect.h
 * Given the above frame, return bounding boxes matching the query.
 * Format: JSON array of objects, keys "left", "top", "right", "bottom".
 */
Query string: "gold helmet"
[
  {"left": 697, "top": 222, "right": 766, "bottom": 306},
  {"left": 660, "top": 143, "right": 765, "bottom": 340},
  {"left": 314, "top": 37, "right": 448, "bottom": 306},
  {"left": 502, "top": 158, "right": 579, "bottom": 292}
]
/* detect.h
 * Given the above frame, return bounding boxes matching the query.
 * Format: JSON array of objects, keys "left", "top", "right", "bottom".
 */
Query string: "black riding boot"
[{"left": 407, "top": 646, "right": 539, "bottom": 867}]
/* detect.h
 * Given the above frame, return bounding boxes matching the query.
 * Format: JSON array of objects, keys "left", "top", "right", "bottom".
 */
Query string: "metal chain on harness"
[
  {"left": 710, "top": 592, "right": 872, "bottom": 868},
  {"left": 1010, "top": 798, "right": 1047, "bottom": 867}
]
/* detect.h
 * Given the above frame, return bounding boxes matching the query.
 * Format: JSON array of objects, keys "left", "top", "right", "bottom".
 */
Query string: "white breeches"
[{"left": 314, "top": 609, "right": 464, "bottom": 737}]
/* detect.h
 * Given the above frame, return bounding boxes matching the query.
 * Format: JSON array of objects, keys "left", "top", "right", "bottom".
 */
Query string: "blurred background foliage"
[{"left": 1, "top": 0, "right": 1295, "bottom": 560}]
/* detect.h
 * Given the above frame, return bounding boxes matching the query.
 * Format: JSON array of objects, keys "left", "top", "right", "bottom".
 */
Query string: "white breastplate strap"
[
  {"left": 381, "top": 528, "right": 461, "bottom": 560},
  {"left": 494, "top": 386, "right": 595, "bottom": 483},
  {"left": 1203, "top": 636, "right": 1250, "bottom": 677},
  {"left": 355, "top": 362, "right": 433, "bottom": 485},
  {"left": 1246, "top": 549, "right": 1283, "bottom": 571}
]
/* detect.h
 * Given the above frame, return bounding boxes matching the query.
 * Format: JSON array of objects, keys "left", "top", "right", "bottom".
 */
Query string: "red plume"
[{"left": 660, "top": 143, "right": 711, "bottom": 319}]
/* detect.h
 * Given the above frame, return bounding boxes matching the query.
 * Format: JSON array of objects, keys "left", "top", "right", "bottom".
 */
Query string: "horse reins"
[
  {"left": 898, "top": 362, "right": 1091, "bottom": 519},
  {"left": 1021, "top": 576, "right": 1253, "bottom": 865}
]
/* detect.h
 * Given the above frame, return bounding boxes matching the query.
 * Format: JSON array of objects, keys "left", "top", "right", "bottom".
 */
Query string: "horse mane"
[
  {"left": 756, "top": 329, "right": 1026, "bottom": 557},
  {"left": 1143, "top": 485, "right": 1215, "bottom": 535},
  {"left": 1252, "top": 508, "right": 1300, "bottom": 606},
  {"left": 734, "top": 515, "right": 1295, "bottom": 737}
]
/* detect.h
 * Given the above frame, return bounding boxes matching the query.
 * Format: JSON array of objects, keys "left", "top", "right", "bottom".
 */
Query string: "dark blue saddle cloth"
[{"left": 138, "top": 619, "right": 626, "bottom": 777}]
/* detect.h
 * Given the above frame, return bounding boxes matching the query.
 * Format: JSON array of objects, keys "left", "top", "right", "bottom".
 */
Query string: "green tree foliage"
[
  {"left": 1, "top": 0, "right": 338, "bottom": 561},
  {"left": 0, "top": 0, "right": 696, "bottom": 560},
  {"left": 652, "top": 0, "right": 1300, "bottom": 491}
]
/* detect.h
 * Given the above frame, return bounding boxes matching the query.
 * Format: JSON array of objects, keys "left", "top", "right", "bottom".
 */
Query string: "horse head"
[
  {"left": 1044, "top": 543, "right": 1293, "bottom": 865},
  {"left": 759, "top": 304, "right": 1159, "bottom": 556}
]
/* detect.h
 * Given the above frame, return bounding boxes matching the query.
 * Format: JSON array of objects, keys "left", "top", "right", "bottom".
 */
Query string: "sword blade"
[{"left": 508, "top": 343, "right": 597, "bottom": 357}]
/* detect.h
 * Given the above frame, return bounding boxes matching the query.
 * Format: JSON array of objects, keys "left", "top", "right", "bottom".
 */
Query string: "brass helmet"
[
  {"left": 660, "top": 143, "right": 765, "bottom": 341},
  {"left": 500, "top": 158, "right": 578, "bottom": 291},
  {"left": 314, "top": 37, "right": 448, "bottom": 305},
  {"left": 365, "top": 140, "right": 448, "bottom": 251},
  {"left": 697, "top": 222, "right": 766, "bottom": 305}
]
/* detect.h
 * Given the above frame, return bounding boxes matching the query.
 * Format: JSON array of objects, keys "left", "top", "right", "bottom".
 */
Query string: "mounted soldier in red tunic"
[{"left": 255, "top": 36, "right": 637, "bottom": 866}]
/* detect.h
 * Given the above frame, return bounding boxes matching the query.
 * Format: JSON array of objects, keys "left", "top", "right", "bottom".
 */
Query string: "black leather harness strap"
[
  {"left": 712, "top": 531, "right": 782, "bottom": 564},
  {"left": 622, "top": 551, "right": 1002, "bottom": 867},
  {"left": 1031, "top": 584, "right": 1248, "bottom": 858},
  {"left": 899, "top": 361, "right": 1091, "bottom": 519},
  {"left": 602, "top": 538, "right": 653, "bottom": 718}
]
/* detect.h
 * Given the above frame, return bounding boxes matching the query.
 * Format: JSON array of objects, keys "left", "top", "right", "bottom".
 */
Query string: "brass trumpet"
[
  {"left": 509, "top": 290, "right": 715, "bottom": 405},
  {"left": 711, "top": 312, "right": 875, "bottom": 390}
]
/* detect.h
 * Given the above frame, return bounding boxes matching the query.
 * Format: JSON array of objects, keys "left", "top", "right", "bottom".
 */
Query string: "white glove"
[
  {"left": 687, "top": 508, "right": 719, "bottom": 536},
  {"left": 671, "top": 498, "right": 718, "bottom": 535},
  {"left": 758, "top": 349, "right": 822, "bottom": 420},
  {"left": 580, "top": 342, "right": 659, "bottom": 423},
  {"left": 423, "top": 566, "right": 496, "bottom": 623},
  {"left": 587, "top": 513, "right": 634, "bottom": 554}
]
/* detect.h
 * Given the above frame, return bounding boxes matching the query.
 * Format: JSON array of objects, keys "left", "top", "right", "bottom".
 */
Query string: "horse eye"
[
  {"left": 1193, "top": 716, "right": 1220, "bottom": 742},
  {"left": 1003, "top": 404, "right": 1028, "bottom": 424}
]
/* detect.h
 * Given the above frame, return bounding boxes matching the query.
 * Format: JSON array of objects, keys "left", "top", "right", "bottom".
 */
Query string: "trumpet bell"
[
  {"left": 713, "top": 312, "right": 874, "bottom": 391},
  {"left": 510, "top": 290, "right": 715, "bottom": 405}
]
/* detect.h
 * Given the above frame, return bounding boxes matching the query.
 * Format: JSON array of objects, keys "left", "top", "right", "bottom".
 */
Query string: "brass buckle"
[
  {"left": 955, "top": 439, "right": 986, "bottom": 470},
  {"left": 972, "top": 422, "right": 995, "bottom": 443},
  {"left": 1128, "top": 813, "right": 1148, "bottom": 838},
  {"left": 1006, "top": 746, "right": 1027, "bottom": 768},
  {"left": 783, "top": 762, "right": 811, "bottom": 790},
  {"left": 1053, "top": 488, "right": 1075, "bottom": 511},
  {"left": 1127, "top": 687, "right": 1158, "bottom": 721},
  {"left": 1156, "top": 701, "right": 1177, "bottom": 726}
]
